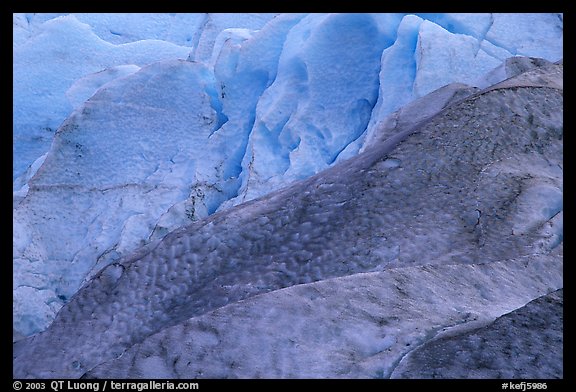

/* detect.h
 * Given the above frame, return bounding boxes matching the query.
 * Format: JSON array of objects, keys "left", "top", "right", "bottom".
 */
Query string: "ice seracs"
[
  {"left": 13, "top": 13, "right": 563, "bottom": 340},
  {"left": 13, "top": 61, "right": 563, "bottom": 378},
  {"left": 234, "top": 13, "right": 388, "bottom": 202}
]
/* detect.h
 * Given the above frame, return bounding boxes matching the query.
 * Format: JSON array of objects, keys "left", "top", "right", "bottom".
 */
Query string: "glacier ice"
[
  {"left": 85, "top": 256, "right": 562, "bottom": 379},
  {"left": 486, "top": 13, "right": 563, "bottom": 60},
  {"left": 58, "top": 13, "right": 207, "bottom": 46},
  {"left": 365, "top": 15, "right": 425, "bottom": 137},
  {"left": 65, "top": 64, "right": 141, "bottom": 110},
  {"left": 15, "top": 59, "right": 233, "bottom": 317},
  {"left": 13, "top": 61, "right": 563, "bottom": 378},
  {"left": 391, "top": 289, "right": 563, "bottom": 379},
  {"left": 234, "top": 13, "right": 390, "bottom": 202},
  {"left": 188, "top": 13, "right": 280, "bottom": 63},
  {"left": 13, "top": 13, "right": 563, "bottom": 342},
  {"left": 412, "top": 19, "right": 504, "bottom": 98},
  {"left": 13, "top": 15, "right": 191, "bottom": 183},
  {"left": 12, "top": 13, "right": 279, "bottom": 184}
]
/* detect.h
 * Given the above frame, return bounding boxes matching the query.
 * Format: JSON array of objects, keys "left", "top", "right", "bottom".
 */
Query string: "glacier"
[
  {"left": 14, "top": 59, "right": 563, "bottom": 378},
  {"left": 13, "top": 13, "right": 562, "bottom": 377}
]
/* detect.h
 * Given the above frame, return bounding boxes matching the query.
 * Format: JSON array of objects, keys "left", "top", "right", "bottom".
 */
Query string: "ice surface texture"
[
  {"left": 391, "top": 289, "right": 563, "bottom": 379},
  {"left": 13, "top": 14, "right": 563, "bottom": 337},
  {"left": 13, "top": 62, "right": 563, "bottom": 378},
  {"left": 83, "top": 256, "right": 561, "bottom": 379}
]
